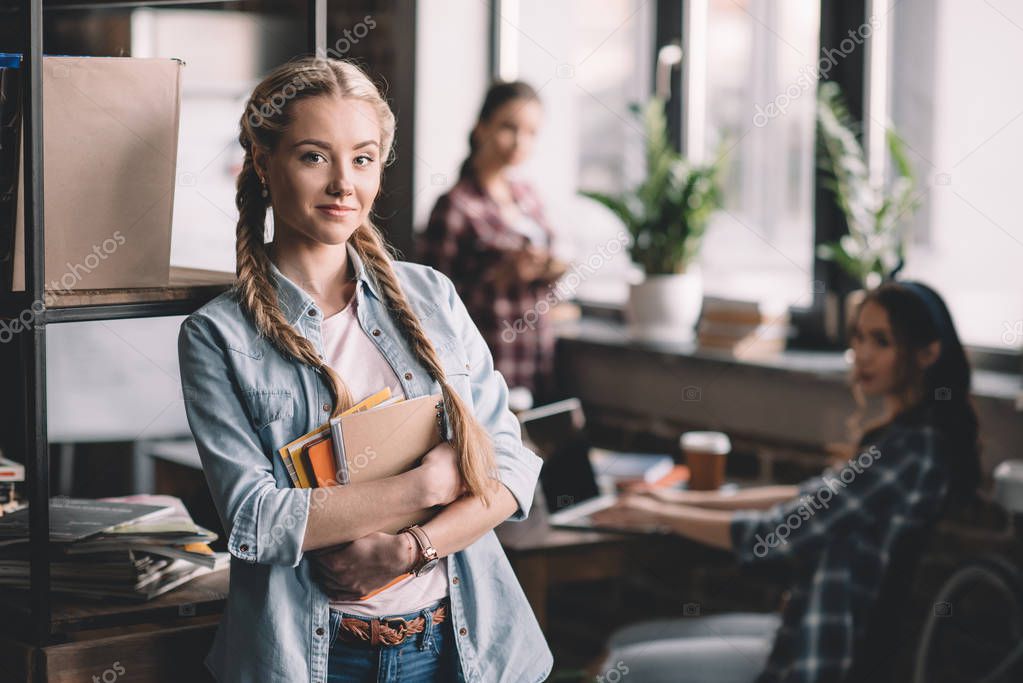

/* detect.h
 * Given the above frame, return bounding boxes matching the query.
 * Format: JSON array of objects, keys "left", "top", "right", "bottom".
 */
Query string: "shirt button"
[
  {"left": 459, "top": 627, "right": 468, "bottom": 636},
  {"left": 315, "top": 627, "right": 325, "bottom": 636},
  {"left": 308, "top": 308, "right": 318, "bottom": 317},
  {"left": 322, "top": 403, "right": 330, "bottom": 412},
  {"left": 239, "top": 544, "right": 249, "bottom": 552},
  {"left": 372, "top": 329, "right": 381, "bottom": 336},
  {"left": 452, "top": 576, "right": 460, "bottom": 585},
  {"left": 404, "top": 372, "right": 413, "bottom": 380}
]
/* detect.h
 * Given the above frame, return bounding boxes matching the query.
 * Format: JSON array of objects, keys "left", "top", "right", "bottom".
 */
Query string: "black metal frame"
[
  {"left": 654, "top": 0, "right": 683, "bottom": 152},
  {"left": 800, "top": 0, "right": 869, "bottom": 348},
  {"left": 5, "top": 0, "right": 327, "bottom": 651},
  {"left": 487, "top": 0, "right": 499, "bottom": 80}
]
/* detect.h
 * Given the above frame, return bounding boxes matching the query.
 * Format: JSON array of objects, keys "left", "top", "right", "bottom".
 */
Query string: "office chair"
[{"left": 912, "top": 460, "right": 1023, "bottom": 683}]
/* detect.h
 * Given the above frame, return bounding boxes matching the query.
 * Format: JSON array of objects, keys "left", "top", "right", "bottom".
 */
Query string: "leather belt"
[{"left": 336, "top": 605, "right": 447, "bottom": 647}]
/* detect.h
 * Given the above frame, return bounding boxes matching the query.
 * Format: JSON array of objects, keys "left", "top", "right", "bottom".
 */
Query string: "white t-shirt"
[
  {"left": 321, "top": 293, "right": 449, "bottom": 616},
  {"left": 509, "top": 211, "right": 550, "bottom": 247}
]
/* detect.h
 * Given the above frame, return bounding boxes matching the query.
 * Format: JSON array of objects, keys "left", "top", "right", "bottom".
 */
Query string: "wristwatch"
[{"left": 400, "top": 524, "right": 439, "bottom": 577}]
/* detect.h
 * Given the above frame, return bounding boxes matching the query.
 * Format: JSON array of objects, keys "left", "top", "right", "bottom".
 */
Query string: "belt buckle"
[{"left": 382, "top": 616, "right": 409, "bottom": 641}]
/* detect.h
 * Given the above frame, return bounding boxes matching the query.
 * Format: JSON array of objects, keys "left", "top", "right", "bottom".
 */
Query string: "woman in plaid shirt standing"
[
  {"left": 592, "top": 281, "right": 981, "bottom": 682},
  {"left": 419, "top": 82, "right": 567, "bottom": 405}
]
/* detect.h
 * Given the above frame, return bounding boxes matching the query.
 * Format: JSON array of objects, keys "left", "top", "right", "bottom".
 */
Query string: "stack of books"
[
  {"left": 278, "top": 387, "right": 445, "bottom": 600},
  {"left": 277, "top": 387, "right": 443, "bottom": 508},
  {"left": 589, "top": 448, "right": 690, "bottom": 494},
  {"left": 278, "top": 386, "right": 399, "bottom": 488},
  {"left": 0, "top": 495, "right": 227, "bottom": 601},
  {"left": 0, "top": 454, "right": 23, "bottom": 515},
  {"left": 697, "top": 296, "right": 791, "bottom": 359}
]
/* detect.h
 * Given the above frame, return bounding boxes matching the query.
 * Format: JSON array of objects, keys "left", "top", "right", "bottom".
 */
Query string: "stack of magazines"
[{"left": 0, "top": 495, "right": 228, "bottom": 601}]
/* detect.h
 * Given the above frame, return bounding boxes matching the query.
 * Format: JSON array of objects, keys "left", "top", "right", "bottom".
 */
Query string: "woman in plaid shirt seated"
[
  {"left": 592, "top": 281, "right": 981, "bottom": 682},
  {"left": 418, "top": 82, "right": 567, "bottom": 404}
]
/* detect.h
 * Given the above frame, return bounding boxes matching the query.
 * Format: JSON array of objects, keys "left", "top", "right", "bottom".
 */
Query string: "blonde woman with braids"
[{"left": 177, "top": 57, "right": 552, "bottom": 683}]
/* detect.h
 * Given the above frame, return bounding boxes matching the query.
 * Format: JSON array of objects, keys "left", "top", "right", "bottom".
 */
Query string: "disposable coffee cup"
[{"left": 681, "top": 431, "right": 731, "bottom": 491}]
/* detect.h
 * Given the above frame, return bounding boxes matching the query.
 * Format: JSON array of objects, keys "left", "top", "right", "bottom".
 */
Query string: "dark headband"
[{"left": 898, "top": 281, "right": 956, "bottom": 349}]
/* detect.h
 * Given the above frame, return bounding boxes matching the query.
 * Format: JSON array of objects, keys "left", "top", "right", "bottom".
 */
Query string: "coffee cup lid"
[{"left": 679, "top": 431, "right": 731, "bottom": 454}]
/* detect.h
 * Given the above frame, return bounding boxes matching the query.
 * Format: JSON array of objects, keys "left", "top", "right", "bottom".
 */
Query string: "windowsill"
[
  {"left": 554, "top": 314, "right": 1023, "bottom": 475},
  {"left": 556, "top": 315, "right": 1023, "bottom": 406}
]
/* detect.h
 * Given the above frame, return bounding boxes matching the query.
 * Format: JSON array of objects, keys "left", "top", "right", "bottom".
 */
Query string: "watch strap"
[{"left": 401, "top": 524, "right": 437, "bottom": 573}]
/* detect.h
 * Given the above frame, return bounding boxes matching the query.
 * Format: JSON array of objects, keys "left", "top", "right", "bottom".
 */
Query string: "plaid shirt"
[
  {"left": 730, "top": 409, "right": 950, "bottom": 682},
  {"left": 417, "top": 173, "right": 557, "bottom": 398}
]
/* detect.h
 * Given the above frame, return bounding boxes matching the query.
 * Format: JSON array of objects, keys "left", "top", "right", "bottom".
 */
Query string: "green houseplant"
[
  {"left": 580, "top": 96, "right": 723, "bottom": 341},
  {"left": 816, "top": 81, "right": 920, "bottom": 290}
]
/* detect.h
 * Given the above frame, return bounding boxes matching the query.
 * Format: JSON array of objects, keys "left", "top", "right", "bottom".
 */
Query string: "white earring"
[
  {"left": 258, "top": 176, "right": 274, "bottom": 243},
  {"left": 263, "top": 205, "right": 275, "bottom": 244}
]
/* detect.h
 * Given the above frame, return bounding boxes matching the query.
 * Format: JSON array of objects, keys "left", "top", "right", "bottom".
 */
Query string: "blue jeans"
[{"left": 325, "top": 599, "right": 463, "bottom": 682}]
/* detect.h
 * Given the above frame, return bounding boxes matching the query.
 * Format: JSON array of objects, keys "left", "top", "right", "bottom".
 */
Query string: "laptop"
[{"left": 516, "top": 399, "right": 678, "bottom": 535}]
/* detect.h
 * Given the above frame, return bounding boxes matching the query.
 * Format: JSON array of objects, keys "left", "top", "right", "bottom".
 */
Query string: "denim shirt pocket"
[
  {"left": 240, "top": 388, "right": 295, "bottom": 434},
  {"left": 430, "top": 340, "right": 473, "bottom": 443},
  {"left": 435, "top": 340, "right": 472, "bottom": 399}
]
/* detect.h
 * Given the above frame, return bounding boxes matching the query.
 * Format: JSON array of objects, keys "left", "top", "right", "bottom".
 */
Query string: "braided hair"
[{"left": 235, "top": 56, "right": 498, "bottom": 501}]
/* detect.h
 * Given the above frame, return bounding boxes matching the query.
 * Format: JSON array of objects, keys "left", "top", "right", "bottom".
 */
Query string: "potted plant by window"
[
  {"left": 581, "top": 97, "right": 723, "bottom": 343},
  {"left": 816, "top": 81, "right": 920, "bottom": 331}
]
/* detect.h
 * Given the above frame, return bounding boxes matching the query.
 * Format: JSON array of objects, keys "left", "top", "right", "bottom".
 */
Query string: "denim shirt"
[{"left": 177, "top": 242, "right": 552, "bottom": 683}]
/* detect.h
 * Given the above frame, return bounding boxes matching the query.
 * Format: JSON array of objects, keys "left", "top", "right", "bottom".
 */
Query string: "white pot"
[{"left": 626, "top": 268, "right": 703, "bottom": 343}]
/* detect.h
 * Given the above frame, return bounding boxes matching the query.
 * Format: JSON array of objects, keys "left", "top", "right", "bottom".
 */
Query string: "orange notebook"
[{"left": 305, "top": 437, "right": 339, "bottom": 488}]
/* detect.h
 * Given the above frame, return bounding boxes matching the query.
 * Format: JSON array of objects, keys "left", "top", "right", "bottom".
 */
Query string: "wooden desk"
[{"left": 498, "top": 518, "right": 649, "bottom": 631}]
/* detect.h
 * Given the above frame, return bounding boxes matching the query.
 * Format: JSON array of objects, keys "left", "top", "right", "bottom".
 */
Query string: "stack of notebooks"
[
  {"left": 0, "top": 495, "right": 228, "bottom": 601},
  {"left": 278, "top": 387, "right": 444, "bottom": 531},
  {"left": 279, "top": 387, "right": 446, "bottom": 599},
  {"left": 697, "top": 296, "right": 792, "bottom": 359}
]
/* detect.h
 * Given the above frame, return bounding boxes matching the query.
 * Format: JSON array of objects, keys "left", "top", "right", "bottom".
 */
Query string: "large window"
[
  {"left": 687, "top": 0, "right": 820, "bottom": 307},
  {"left": 887, "top": 0, "right": 1023, "bottom": 350},
  {"left": 498, "top": 0, "right": 821, "bottom": 308},
  {"left": 486, "top": 0, "right": 1019, "bottom": 358},
  {"left": 493, "top": 0, "right": 653, "bottom": 304}
]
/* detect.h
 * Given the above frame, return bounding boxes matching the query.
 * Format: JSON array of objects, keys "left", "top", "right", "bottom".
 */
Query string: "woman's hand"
[
  {"left": 419, "top": 442, "right": 467, "bottom": 507},
  {"left": 517, "top": 246, "right": 566, "bottom": 284},
  {"left": 309, "top": 531, "right": 414, "bottom": 601},
  {"left": 640, "top": 488, "right": 712, "bottom": 506},
  {"left": 589, "top": 494, "right": 673, "bottom": 533},
  {"left": 537, "top": 253, "right": 567, "bottom": 284},
  {"left": 515, "top": 247, "right": 548, "bottom": 282},
  {"left": 488, "top": 246, "right": 565, "bottom": 288}
]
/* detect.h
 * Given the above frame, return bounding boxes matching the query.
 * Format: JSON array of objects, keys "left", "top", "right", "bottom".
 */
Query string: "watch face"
[{"left": 416, "top": 558, "right": 440, "bottom": 576}]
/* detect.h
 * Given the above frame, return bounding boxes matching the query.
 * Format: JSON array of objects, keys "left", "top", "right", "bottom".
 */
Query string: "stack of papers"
[{"left": 0, "top": 495, "right": 227, "bottom": 601}]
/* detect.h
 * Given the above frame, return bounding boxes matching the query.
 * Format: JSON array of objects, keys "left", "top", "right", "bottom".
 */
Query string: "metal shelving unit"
[{"left": 2, "top": 0, "right": 326, "bottom": 652}]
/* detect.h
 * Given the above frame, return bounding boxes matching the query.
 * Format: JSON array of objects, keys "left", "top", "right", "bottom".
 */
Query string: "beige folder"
[
  {"left": 13, "top": 56, "right": 182, "bottom": 291},
  {"left": 336, "top": 393, "right": 444, "bottom": 533}
]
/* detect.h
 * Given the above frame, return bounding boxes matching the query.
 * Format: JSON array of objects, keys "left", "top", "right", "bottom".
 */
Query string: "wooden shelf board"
[
  {"left": 47, "top": 283, "right": 232, "bottom": 309},
  {"left": 0, "top": 569, "right": 228, "bottom": 637}
]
